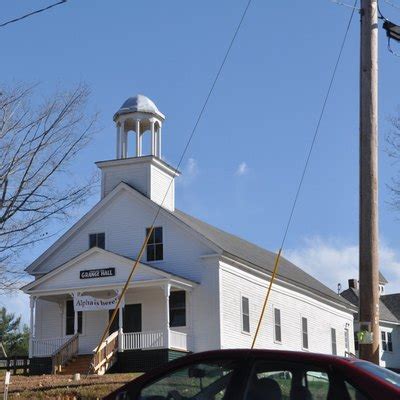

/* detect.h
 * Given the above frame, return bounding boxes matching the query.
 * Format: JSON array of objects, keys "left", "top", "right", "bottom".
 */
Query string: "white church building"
[{"left": 22, "top": 95, "right": 356, "bottom": 375}]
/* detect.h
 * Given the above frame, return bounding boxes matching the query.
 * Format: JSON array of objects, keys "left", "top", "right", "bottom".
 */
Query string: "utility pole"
[{"left": 359, "top": 0, "right": 380, "bottom": 364}]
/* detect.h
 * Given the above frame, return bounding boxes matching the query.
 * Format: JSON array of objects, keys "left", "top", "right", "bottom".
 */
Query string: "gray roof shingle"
[
  {"left": 173, "top": 209, "right": 352, "bottom": 308},
  {"left": 341, "top": 288, "right": 399, "bottom": 323},
  {"left": 381, "top": 294, "right": 400, "bottom": 321}
]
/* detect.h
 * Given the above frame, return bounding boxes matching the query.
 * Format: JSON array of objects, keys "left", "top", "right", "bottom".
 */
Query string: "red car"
[{"left": 105, "top": 349, "right": 400, "bottom": 400}]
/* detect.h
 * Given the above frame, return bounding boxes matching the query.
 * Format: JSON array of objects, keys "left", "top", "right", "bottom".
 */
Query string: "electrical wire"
[
  {"left": 251, "top": 0, "right": 358, "bottom": 348},
  {"left": 89, "top": 0, "right": 253, "bottom": 375},
  {"left": 0, "top": 1, "right": 67, "bottom": 29}
]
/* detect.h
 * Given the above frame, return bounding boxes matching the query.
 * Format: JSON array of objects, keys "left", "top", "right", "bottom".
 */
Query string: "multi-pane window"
[
  {"left": 242, "top": 296, "right": 250, "bottom": 333},
  {"left": 344, "top": 328, "right": 350, "bottom": 354},
  {"left": 354, "top": 332, "right": 359, "bottom": 352},
  {"left": 331, "top": 328, "right": 337, "bottom": 355},
  {"left": 89, "top": 232, "right": 105, "bottom": 249},
  {"left": 146, "top": 227, "right": 163, "bottom": 261},
  {"left": 382, "top": 331, "right": 393, "bottom": 352},
  {"left": 302, "top": 317, "right": 308, "bottom": 349},
  {"left": 170, "top": 291, "right": 186, "bottom": 327},
  {"left": 66, "top": 300, "right": 82, "bottom": 335},
  {"left": 274, "top": 308, "right": 282, "bottom": 343}
]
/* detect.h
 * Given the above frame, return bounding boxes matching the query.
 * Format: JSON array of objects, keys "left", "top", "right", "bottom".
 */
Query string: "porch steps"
[{"left": 59, "top": 355, "right": 94, "bottom": 375}]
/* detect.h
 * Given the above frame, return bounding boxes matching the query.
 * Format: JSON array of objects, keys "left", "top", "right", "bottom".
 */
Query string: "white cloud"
[
  {"left": 178, "top": 158, "right": 199, "bottom": 186},
  {"left": 285, "top": 236, "right": 400, "bottom": 294},
  {"left": 236, "top": 162, "right": 249, "bottom": 176}
]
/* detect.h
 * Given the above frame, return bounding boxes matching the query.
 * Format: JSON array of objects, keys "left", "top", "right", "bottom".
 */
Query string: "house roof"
[
  {"left": 173, "top": 209, "right": 353, "bottom": 308},
  {"left": 341, "top": 288, "right": 400, "bottom": 324},
  {"left": 381, "top": 294, "right": 400, "bottom": 321},
  {"left": 22, "top": 247, "right": 198, "bottom": 293},
  {"left": 24, "top": 181, "right": 353, "bottom": 310},
  {"left": 379, "top": 272, "right": 388, "bottom": 284}
]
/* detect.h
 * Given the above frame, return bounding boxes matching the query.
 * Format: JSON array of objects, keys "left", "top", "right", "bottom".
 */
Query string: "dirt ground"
[{"left": 0, "top": 373, "right": 140, "bottom": 400}]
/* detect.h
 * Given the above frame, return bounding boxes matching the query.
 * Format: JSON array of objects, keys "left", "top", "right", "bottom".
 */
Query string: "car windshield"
[{"left": 354, "top": 361, "right": 400, "bottom": 388}]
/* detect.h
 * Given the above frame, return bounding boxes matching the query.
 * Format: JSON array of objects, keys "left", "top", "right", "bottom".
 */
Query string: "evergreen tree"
[{"left": 0, "top": 307, "right": 28, "bottom": 356}]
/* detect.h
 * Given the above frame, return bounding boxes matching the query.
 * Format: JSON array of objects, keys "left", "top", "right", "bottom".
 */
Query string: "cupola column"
[
  {"left": 150, "top": 120, "right": 156, "bottom": 156},
  {"left": 116, "top": 123, "right": 121, "bottom": 159},
  {"left": 157, "top": 125, "right": 162, "bottom": 158},
  {"left": 136, "top": 120, "right": 141, "bottom": 157},
  {"left": 121, "top": 120, "right": 128, "bottom": 159}
]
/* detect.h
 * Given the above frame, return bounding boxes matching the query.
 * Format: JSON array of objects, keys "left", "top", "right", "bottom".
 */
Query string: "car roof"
[{"left": 176, "top": 349, "right": 360, "bottom": 366}]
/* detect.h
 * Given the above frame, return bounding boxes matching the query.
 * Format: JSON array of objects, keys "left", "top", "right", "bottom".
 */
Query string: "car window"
[
  {"left": 138, "top": 361, "right": 237, "bottom": 400},
  {"left": 244, "top": 361, "right": 368, "bottom": 400},
  {"left": 353, "top": 361, "right": 400, "bottom": 388},
  {"left": 345, "top": 381, "right": 369, "bottom": 400}
]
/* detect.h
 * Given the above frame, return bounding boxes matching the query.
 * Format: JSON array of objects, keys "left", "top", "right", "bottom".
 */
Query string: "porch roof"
[{"left": 21, "top": 247, "right": 198, "bottom": 296}]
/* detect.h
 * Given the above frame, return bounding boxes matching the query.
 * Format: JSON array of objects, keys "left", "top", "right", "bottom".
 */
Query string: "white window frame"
[
  {"left": 331, "top": 327, "right": 337, "bottom": 355},
  {"left": 344, "top": 327, "right": 350, "bottom": 354},
  {"left": 301, "top": 316, "right": 309, "bottom": 350},
  {"left": 241, "top": 296, "right": 250, "bottom": 334},
  {"left": 146, "top": 226, "right": 164, "bottom": 262},
  {"left": 273, "top": 307, "right": 282, "bottom": 344},
  {"left": 381, "top": 331, "right": 393, "bottom": 352}
]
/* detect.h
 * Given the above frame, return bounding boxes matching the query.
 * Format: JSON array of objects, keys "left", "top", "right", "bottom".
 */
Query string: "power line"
[
  {"left": 90, "top": 0, "right": 253, "bottom": 374},
  {"left": 251, "top": 0, "right": 358, "bottom": 348},
  {"left": 0, "top": 1, "right": 67, "bottom": 29}
]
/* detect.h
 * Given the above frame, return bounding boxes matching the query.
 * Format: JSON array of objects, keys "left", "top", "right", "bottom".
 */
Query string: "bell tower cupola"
[
  {"left": 96, "top": 95, "right": 179, "bottom": 211},
  {"left": 113, "top": 94, "right": 165, "bottom": 159}
]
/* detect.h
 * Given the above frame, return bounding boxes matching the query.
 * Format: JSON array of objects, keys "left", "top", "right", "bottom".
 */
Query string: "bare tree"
[{"left": 0, "top": 83, "right": 98, "bottom": 291}]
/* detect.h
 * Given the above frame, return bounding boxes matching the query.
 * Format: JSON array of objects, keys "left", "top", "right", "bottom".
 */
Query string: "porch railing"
[
  {"left": 123, "top": 330, "right": 165, "bottom": 350},
  {"left": 122, "top": 330, "right": 188, "bottom": 351},
  {"left": 32, "top": 336, "right": 72, "bottom": 357},
  {"left": 51, "top": 334, "right": 79, "bottom": 374},
  {"left": 93, "top": 330, "right": 118, "bottom": 375},
  {"left": 170, "top": 330, "right": 188, "bottom": 351}
]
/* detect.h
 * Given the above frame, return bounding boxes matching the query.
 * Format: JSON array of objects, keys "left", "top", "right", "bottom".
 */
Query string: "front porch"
[
  {"left": 22, "top": 247, "right": 197, "bottom": 374},
  {"left": 31, "top": 328, "right": 188, "bottom": 358}
]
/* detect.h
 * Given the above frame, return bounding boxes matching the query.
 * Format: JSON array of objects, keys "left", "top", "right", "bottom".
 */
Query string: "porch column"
[
  {"left": 118, "top": 292, "right": 125, "bottom": 352},
  {"left": 164, "top": 283, "right": 171, "bottom": 349},
  {"left": 29, "top": 296, "right": 37, "bottom": 358},
  {"left": 73, "top": 292, "right": 78, "bottom": 335}
]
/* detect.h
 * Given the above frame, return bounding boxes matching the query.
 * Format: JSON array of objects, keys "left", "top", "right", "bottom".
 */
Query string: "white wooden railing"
[
  {"left": 93, "top": 330, "right": 119, "bottom": 375},
  {"left": 52, "top": 334, "right": 79, "bottom": 374},
  {"left": 170, "top": 330, "right": 188, "bottom": 351},
  {"left": 122, "top": 330, "right": 188, "bottom": 351},
  {"left": 123, "top": 330, "right": 165, "bottom": 350},
  {"left": 32, "top": 336, "right": 72, "bottom": 357}
]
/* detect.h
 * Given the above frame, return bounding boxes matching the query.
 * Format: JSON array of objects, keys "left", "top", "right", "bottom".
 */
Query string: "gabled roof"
[
  {"left": 25, "top": 181, "right": 353, "bottom": 309},
  {"left": 173, "top": 210, "right": 353, "bottom": 308},
  {"left": 341, "top": 288, "right": 400, "bottom": 324},
  {"left": 22, "top": 247, "right": 197, "bottom": 294},
  {"left": 381, "top": 294, "right": 400, "bottom": 321}
]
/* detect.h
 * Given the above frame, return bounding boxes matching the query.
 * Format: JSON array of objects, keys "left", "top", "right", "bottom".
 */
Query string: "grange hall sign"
[
  {"left": 74, "top": 295, "right": 119, "bottom": 311},
  {"left": 79, "top": 267, "right": 115, "bottom": 279}
]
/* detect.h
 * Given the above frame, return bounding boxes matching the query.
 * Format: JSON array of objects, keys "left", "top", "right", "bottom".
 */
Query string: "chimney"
[{"left": 348, "top": 278, "right": 358, "bottom": 290}]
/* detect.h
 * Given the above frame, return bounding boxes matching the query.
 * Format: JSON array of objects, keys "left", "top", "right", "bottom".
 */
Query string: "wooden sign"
[{"left": 79, "top": 268, "right": 115, "bottom": 279}]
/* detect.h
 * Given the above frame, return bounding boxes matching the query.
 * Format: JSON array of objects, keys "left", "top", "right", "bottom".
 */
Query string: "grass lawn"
[{"left": 0, "top": 373, "right": 141, "bottom": 399}]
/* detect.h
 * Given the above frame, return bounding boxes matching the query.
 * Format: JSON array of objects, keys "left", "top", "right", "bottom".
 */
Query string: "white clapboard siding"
[
  {"left": 33, "top": 188, "right": 213, "bottom": 284},
  {"left": 219, "top": 261, "right": 354, "bottom": 356},
  {"left": 379, "top": 324, "right": 400, "bottom": 368},
  {"left": 35, "top": 298, "right": 63, "bottom": 339},
  {"left": 149, "top": 164, "right": 174, "bottom": 211},
  {"left": 102, "top": 162, "right": 150, "bottom": 199}
]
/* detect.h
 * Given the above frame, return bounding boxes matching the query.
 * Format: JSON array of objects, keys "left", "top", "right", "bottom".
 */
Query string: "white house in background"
[
  {"left": 341, "top": 276, "right": 400, "bottom": 371},
  {"left": 22, "top": 95, "right": 356, "bottom": 375}
]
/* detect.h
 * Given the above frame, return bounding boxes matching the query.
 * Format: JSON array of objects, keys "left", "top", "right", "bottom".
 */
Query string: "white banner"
[{"left": 74, "top": 295, "right": 118, "bottom": 312}]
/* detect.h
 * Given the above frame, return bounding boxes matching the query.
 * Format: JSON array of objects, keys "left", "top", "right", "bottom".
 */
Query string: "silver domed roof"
[{"left": 114, "top": 94, "right": 164, "bottom": 120}]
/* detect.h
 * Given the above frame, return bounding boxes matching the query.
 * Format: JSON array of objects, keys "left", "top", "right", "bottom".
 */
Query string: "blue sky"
[{"left": 3, "top": 0, "right": 400, "bottom": 323}]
